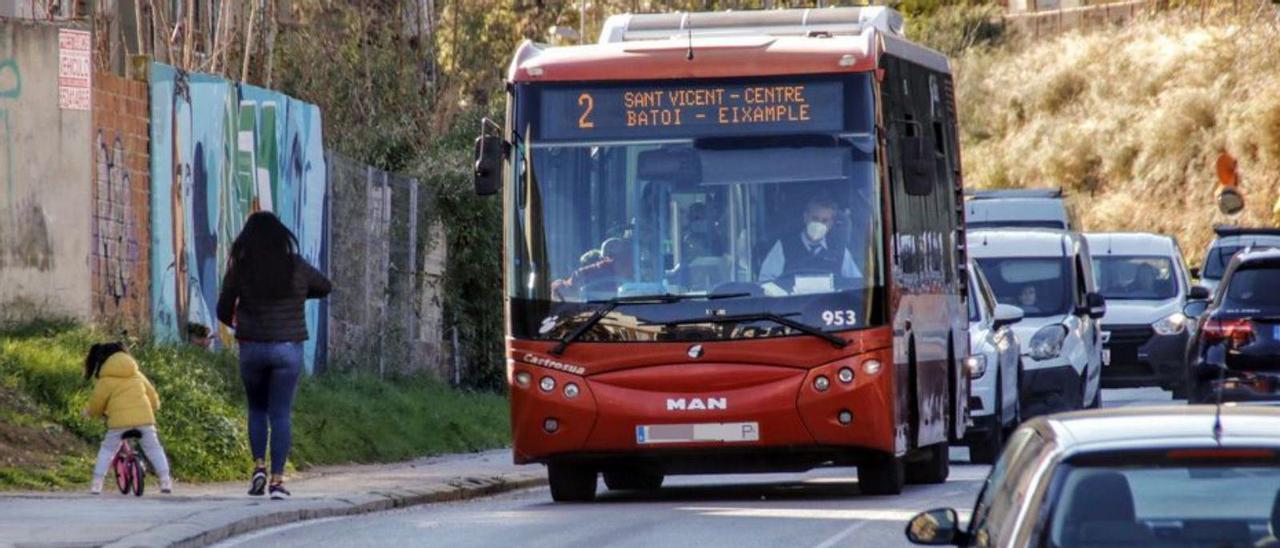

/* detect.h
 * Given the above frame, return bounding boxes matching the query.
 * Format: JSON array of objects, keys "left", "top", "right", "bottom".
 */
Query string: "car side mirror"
[
  {"left": 1189, "top": 266, "right": 1201, "bottom": 279},
  {"left": 992, "top": 304, "right": 1024, "bottom": 328},
  {"left": 1183, "top": 299, "right": 1209, "bottom": 319},
  {"left": 906, "top": 508, "right": 967, "bottom": 546},
  {"left": 473, "top": 134, "right": 504, "bottom": 196},
  {"left": 1082, "top": 292, "right": 1106, "bottom": 319},
  {"left": 1188, "top": 285, "right": 1211, "bottom": 301}
]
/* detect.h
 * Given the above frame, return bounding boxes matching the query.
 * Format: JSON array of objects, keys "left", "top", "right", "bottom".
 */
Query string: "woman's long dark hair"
[
  {"left": 230, "top": 211, "right": 299, "bottom": 298},
  {"left": 85, "top": 342, "right": 127, "bottom": 379}
]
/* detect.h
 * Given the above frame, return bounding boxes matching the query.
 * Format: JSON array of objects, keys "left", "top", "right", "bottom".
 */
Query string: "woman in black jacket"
[{"left": 217, "top": 211, "right": 331, "bottom": 500}]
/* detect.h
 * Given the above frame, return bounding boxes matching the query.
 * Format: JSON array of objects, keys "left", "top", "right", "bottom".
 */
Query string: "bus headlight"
[
  {"left": 814, "top": 376, "right": 831, "bottom": 392},
  {"left": 1029, "top": 325, "right": 1069, "bottom": 360},
  {"left": 1153, "top": 312, "right": 1187, "bottom": 336},
  {"left": 515, "top": 371, "right": 532, "bottom": 388},
  {"left": 563, "top": 383, "right": 580, "bottom": 399},
  {"left": 539, "top": 376, "right": 556, "bottom": 392},
  {"left": 838, "top": 367, "right": 855, "bottom": 384},
  {"left": 862, "top": 360, "right": 882, "bottom": 376}
]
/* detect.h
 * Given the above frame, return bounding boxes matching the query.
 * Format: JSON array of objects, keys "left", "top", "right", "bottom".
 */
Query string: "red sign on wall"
[{"left": 58, "top": 29, "right": 91, "bottom": 111}]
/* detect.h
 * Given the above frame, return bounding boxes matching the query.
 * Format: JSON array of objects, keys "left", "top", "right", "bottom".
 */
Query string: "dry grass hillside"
[{"left": 955, "top": 11, "right": 1280, "bottom": 262}]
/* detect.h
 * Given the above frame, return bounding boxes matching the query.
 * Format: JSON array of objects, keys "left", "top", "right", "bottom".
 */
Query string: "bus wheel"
[
  {"left": 603, "top": 469, "right": 664, "bottom": 491},
  {"left": 905, "top": 442, "right": 950, "bottom": 485},
  {"left": 857, "top": 453, "right": 904, "bottom": 496},
  {"left": 548, "top": 462, "right": 598, "bottom": 502}
]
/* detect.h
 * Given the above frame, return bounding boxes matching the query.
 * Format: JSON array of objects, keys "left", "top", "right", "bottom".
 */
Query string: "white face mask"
[{"left": 806, "top": 221, "right": 829, "bottom": 242}]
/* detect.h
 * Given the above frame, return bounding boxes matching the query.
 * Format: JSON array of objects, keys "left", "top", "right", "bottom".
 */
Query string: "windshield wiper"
[
  {"left": 549, "top": 293, "right": 750, "bottom": 355},
  {"left": 645, "top": 311, "right": 848, "bottom": 349}
]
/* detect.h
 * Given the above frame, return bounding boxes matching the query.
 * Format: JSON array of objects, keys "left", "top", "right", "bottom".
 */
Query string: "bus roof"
[{"left": 507, "top": 8, "right": 948, "bottom": 83}]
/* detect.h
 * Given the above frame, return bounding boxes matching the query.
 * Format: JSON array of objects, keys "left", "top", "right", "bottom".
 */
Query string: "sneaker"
[
  {"left": 269, "top": 483, "right": 291, "bottom": 501},
  {"left": 160, "top": 477, "right": 173, "bottom": 494},
  {"left": 90, "top": 478, "right": 103, "bottom": 495},
  {"left": 248, "top": 467, "right": 267, "bottom": 496}
]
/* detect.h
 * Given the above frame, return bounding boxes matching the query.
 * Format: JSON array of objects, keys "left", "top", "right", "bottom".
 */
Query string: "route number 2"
[
  {"left": 578, "top": 93, "right": 595, "bottom": 129},
  {"left": 822, "top": 309, "right": 857, "bottom": 327}
]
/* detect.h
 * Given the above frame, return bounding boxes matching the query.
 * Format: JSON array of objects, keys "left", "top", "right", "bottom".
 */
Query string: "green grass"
[{"left": 0, "top": 320, "right": 509, "bottom": 490}]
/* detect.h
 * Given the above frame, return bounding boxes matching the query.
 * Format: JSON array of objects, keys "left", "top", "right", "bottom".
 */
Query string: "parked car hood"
[{"left": 1100, "top": 299, "right": 1182, "bottom": 326}]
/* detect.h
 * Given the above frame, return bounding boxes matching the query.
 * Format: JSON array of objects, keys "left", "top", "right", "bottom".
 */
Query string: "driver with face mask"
[{"left": 758, "top": 197, "right": 862, "bottom": 285}]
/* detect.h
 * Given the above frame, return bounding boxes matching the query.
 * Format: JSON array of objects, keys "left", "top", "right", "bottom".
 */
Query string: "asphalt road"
[{"left": 217, "top": 387, "right": 1177, "bottom": 548}]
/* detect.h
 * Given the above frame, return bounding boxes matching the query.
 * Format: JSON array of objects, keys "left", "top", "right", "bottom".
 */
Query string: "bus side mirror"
[{"left": 473, "top": 134, "right": 504, "bottom": 196}]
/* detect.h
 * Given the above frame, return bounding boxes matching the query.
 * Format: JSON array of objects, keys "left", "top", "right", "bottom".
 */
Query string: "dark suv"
[{"left": 1184, "top": 247, "right": 1280, "bottom": 403}]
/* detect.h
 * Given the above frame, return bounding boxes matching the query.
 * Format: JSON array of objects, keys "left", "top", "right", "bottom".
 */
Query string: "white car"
[
  {"left": 1194, "top": 225, "right": 1280, "bottom": 294},
  {"left": 1084, "top": 232, "right": 1194, "bottom": 397},
  {"left": 963, "top": 260, "right": 1024, "bottom": 464},
  {"left": 967, "top": 229, "right": 1106, "bottom": 417},
  {"left": 965, "top": 188, "right": 1073, "bottom": 231}
]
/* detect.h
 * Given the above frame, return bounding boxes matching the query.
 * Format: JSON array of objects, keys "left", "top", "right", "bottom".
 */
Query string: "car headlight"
[
  {"left": 1152, "top": 312, "right": 1187, "bottom": 336},
  {"left": 1028, "top": 325, "right": 1069, "bottom": 360},
  {"left": 964, "top": 355, "right": 988, "bottom": 379}
]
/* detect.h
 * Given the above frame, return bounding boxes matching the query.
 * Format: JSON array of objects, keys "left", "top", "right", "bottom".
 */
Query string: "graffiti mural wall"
[{"left": 150, "top": 63, "right": 328, "bottom": 371}]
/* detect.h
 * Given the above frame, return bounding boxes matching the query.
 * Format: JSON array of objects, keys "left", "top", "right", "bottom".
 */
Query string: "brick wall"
[{"left": 91, "top": 71, "right": 150, "bottom": 332}]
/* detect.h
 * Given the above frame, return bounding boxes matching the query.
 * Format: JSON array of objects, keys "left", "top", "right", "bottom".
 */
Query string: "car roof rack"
[
  {"left": 965, "top": 188, "right": 1064, "bottom": 200},
  {"left": 1213, "top": 225, "right": 1280, "bottom": 238}
]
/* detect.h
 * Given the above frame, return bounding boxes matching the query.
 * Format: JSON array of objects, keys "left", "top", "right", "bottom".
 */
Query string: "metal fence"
[{"left": 326, "top": 151, "right": 448, "bottom": 378}]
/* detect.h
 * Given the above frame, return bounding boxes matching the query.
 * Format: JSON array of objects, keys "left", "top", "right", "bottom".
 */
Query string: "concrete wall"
[
  {"left": 149, "top": 63, "right": 328, "bottom": 372},
  {"left": 92, "top": 71, "right": 150, "bottom": 331},
  {"left": 0, "top": 22, "right": 93, "bottom": 324}
]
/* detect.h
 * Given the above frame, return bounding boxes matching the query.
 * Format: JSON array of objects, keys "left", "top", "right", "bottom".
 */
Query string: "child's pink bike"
[{"left": 112, "top": 429, "right": 148, "bottom": 496}]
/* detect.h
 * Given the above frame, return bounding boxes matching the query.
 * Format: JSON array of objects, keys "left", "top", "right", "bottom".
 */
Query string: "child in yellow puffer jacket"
[{"left": 84, "top": 343, "right": 173, "bottom": 494}]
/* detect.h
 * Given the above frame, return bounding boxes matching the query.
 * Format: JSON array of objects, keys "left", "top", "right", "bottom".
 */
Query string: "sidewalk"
[{"left": 0, "top": 450, "right": 544, "bottom": 548}]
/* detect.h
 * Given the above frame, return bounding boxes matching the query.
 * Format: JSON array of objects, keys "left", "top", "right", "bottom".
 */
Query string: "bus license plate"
[{"left": 636, "top": 422, "right": 760, "bottom": 445}]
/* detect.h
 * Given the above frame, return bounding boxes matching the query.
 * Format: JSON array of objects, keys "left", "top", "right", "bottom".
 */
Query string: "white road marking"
[{"left": 207, "top": 516, "right": 347, "bottom": 548}]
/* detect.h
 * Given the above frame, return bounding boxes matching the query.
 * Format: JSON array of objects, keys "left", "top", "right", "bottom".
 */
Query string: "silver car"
[
  {"left": 964, "top": 260, "right": 1025, "bottom": 464},
  {"left": 907, "top": 405, "right": 1280, "bottom": 547}
]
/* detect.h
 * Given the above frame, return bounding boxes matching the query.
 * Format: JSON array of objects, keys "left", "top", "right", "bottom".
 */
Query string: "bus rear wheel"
[
  {"left": 905, "top": 442, "right": 950, "bottom": 485},
  {"left": 548, "top": 462, "right": 598, "bottom": 502},
  {"left": 857, "top": 453, "right": 904, "bottom": 496},
  {"left": 603, "top": 469, "right": 664, "bottom": 491}
]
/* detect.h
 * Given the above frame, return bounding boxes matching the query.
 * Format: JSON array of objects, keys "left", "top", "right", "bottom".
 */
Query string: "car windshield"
[
  {"left": 1223, "top": 267, "right": 1280, "bottom": 308},
  {"left": 507, "top": 74, "right": 888, "bottom": 342},
  {"left": 1092, "top": 256, "right": 1178, "bottom": 301},
  {"left": 1204, "top": 242, "right": 1280, "bottom": 280},
  {"left": 1043, "top": 461, "right": 1280, "bottom": 547},
  {"left": 975, "top": 257, "right": 1071, "bottom": 317}
]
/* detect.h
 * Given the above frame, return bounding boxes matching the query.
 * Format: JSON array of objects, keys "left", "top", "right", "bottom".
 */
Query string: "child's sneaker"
[
  {"left": 248, "top": 467, "right": 267, "bottom": 496},
  {"left": 160, "top": 477, "right": 173, "bottom": 494},
  {"left": 269, "top": 483, "right": 291, "bottom": 501},
  {"left": 90, "top": 477, "right": 103, "bottom": 495}
]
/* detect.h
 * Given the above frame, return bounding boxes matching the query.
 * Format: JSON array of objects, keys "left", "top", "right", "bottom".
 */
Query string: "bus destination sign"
[{"left": 538, "top": 81, "right": 844, "bottom": 141}]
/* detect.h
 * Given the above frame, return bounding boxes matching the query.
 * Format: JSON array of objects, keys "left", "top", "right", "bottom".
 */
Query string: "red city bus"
[{"left": 473, "top": 6, "right": 970, "bottom": 501}]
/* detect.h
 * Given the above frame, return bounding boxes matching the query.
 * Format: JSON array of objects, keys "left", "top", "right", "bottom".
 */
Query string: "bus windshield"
[{"left": 507, "top": 75, "right": 886, "bottom": 342}]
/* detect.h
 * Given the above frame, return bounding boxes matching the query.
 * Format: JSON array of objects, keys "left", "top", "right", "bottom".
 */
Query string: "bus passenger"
[{"left": 758, "top": 197, "right": 862, "bottom": 285}]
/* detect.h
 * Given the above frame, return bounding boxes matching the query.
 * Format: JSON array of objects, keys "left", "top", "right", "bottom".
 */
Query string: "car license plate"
[
  {"left": 1103, "top": 348, "right": 1111, "bottom": 366},
  {"left": 636, "top": 422, "right": 760, "bottom": 444}
]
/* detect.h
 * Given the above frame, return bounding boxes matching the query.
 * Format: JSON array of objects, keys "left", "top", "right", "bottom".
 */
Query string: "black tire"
[
  {"left": 906, "top": 442, "right": 950, "bottom": 485},
  {"left": 603, "top": 470, "right": 664, "bottom": 491},
  {"left": 858, "top": 453, "right": 905, "bottom": 496},
  {"left": 548, "top": 462, "right": 598, "bottom": 502},
  {"left": 131, "top": 460, "right": 145, "bottom": 497},
  {"left": 1171, "top": 382, "right": 1188, "bottom": 400},
  {"left": 115, "top": 457, "right": 131, "bottom": 495}
]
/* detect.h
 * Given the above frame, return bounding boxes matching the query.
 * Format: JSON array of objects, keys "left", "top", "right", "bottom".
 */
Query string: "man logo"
[{"left": 666, "top": 397, "right": 727, "bottom": 411}]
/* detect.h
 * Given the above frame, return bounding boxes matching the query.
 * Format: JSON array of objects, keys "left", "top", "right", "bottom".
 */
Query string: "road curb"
[{"left": 104, "top": 473, "right": 546, "bottom": 548}]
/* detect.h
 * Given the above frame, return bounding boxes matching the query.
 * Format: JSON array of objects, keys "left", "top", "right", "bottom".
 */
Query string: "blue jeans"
[{"left": 239, "top": 341, "right": 302, "bottom": 475}]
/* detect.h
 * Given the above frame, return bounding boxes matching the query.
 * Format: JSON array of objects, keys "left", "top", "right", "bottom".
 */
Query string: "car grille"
[{"left": 1105, "top": 324, "right": 1154, "bottom": 370}]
